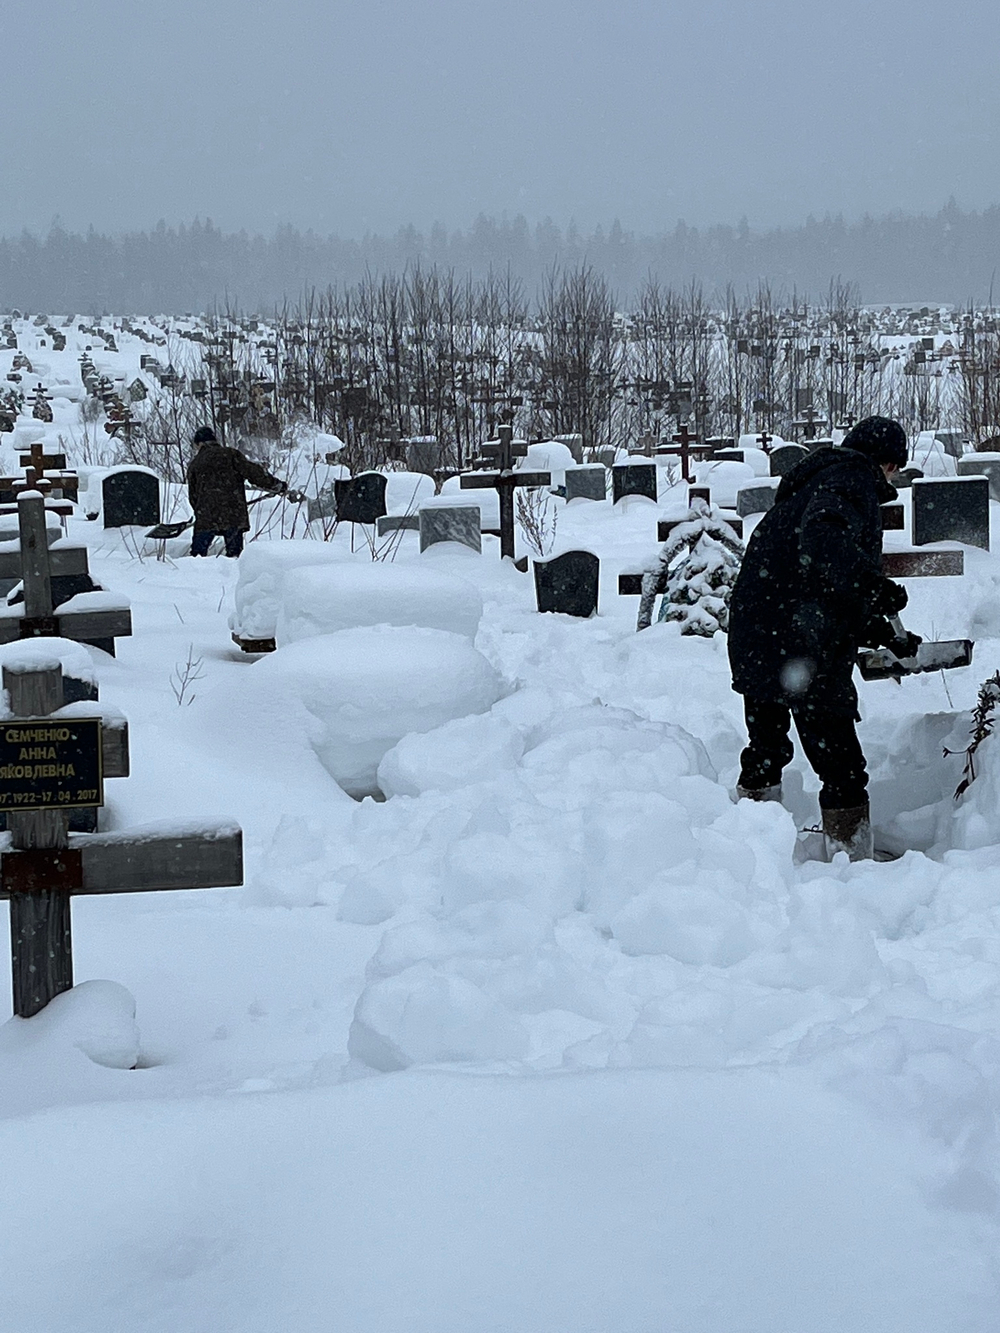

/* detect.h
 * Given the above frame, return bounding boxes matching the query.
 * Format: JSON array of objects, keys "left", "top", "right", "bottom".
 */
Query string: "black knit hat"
[
  {"left": 192, "top": 426, "right": 218, "bottom": 446},
  {"left": 841, "top": 416, "right": 908, "bottom": 467}
]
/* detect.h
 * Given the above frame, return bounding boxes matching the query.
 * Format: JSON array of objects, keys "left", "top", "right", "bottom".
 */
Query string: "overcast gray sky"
[{"left": 4, "top": 0, "right": 998, "bottom": 238}]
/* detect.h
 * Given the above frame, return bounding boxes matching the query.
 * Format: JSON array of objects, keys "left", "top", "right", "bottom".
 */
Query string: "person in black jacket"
[
  {"left": 727, "top": 416, "right": 919, "bottom": 859},
  {"left": 186, "top": 426, "right": 290, "bottom": 557}
]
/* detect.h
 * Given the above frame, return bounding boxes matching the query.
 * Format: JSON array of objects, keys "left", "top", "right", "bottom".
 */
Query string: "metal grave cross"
[
  {"left": 460, "top": 423, "right": 551, "bottom": 559},
  {"left": 755, "top": 430, "right": 774, "bottom": 453},
  {"left": 654, "top": 425, "right": 711, "bottom": 481},
  {"left": 0, "top": 658, "right": 243, "bottom": 1017}
]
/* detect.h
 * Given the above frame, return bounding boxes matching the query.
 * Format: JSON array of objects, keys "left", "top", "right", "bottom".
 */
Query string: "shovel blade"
[{"left": 858, "top": 639, "right": 974, "bottom": 680}]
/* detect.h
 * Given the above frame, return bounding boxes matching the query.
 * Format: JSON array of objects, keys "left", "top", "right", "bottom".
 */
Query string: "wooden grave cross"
[
  {"left": 0, "top": 490, "right": 132, "bottom": 648},
  {"left": 0, "top": 658, "right": 243, "bottom": 1018},
  {"left": 20, "top": 442, "right": 67, "bottom": 476},
  {"left": 755, "top": 430, "right": 773, "bottom": 453},
  {"left": 460, "top": 423, "right": 551, "bottom": 559}
]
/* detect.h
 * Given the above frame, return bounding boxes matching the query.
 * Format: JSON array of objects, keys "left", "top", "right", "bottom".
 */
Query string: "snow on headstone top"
[{"left": 0, "top": 637, "right": 97, "bottom": 685}]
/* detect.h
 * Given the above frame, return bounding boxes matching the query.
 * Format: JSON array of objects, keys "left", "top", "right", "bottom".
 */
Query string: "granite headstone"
[
  {"left": 419, "top": 505, "right": 482, "bottom": 553},
  {"left": 612, "top": 463, "right": 657, "bottom": 505},
  {"left": 533, "top": 550, "right": 599, "bottom": 618},
  {"left": 736, "top": 479, "right": 781, "bottom": 518},
  {"left": 565, "top": 467, "right": 607, "bottom": 502},
  {"left": 102, "top": 468, "right": 160, "bottom": 527},
  {"left": 768, "top": 444, "right": 809, "bottom": 477},
  {"left": 957, "top": 453, "right": 1000, "bottom": 502},
  {"left": 912, "top": 476, "right": 990, "bottom": 550},
  {"left": 334, "top": 472, "right": 388, "bottom": 526}
]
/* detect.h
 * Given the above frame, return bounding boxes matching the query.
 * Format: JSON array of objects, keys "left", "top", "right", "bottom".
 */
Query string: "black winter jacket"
[
  {"left": 727, "top": 447, "right": 898, "bottom": 714},
  {"left": 186, "top": 443, "right": 286, "bottom": 532}
]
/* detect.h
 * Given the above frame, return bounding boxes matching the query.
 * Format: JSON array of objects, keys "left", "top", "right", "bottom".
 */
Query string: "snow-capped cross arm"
[
  {"left": 0, "top": 490, "right": 132, "bottom": 647},
  {"left": 0, "top": 661, "right": 242, "bottom": 1019}
]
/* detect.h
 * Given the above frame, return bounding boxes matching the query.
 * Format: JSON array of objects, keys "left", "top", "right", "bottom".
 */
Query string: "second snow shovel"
[{"left": 858, "top": 615, "right": 974, "bottom": 681}]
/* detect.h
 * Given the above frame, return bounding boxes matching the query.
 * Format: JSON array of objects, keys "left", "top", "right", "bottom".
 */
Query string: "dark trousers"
[
  {"left": 740, "top": 698, "right": 868, "bottom": 810},
  {"left": 191, "top": 528, "right": 244, "bottom": 558}
]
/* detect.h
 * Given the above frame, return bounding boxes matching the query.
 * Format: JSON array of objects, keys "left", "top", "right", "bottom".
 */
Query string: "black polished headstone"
[
  {"left": 565, "top": 467, "right": 607, "bottom": 501},
  {"left": 736, "top": 480, "right": 780, "bottom": 518},
  {"left": 533, "top": 550, "right": 599, "bottom": 618},
  {"left": 333, "top": 472, "right": 388, "bottom": 525},
  {"left": 912, "top": 476, "right": 990, "bottom": 550},
  {"left": 768, "top": 444, "right": 808, "bottom": 477},
  {"left": 957, "top": 454, "right": 1000, "bottom": 502},
  {"left": 612, "top": 463, "right": 657, "bottom": 504},
  {"left": 102, "top": 469, "right": 160, "bottom": 527}
]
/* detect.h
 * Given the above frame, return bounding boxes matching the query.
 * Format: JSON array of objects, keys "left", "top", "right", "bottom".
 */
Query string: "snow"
[
  {"left": 276, "top": 562, "right": 483, "bottom": 644},
  {"left": 1, "top": 315, "right": 1000, "bottom": 1325},
  {"left": 243, "top": 625, "right": 504, "bottom": 797},
  {"left": 0, "top": 635, "right": 97, "bottom": 686}
]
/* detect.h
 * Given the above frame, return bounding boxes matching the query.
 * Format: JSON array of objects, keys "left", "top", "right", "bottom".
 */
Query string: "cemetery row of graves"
[{"left": 5, "top": 290, "right": 1000, "bottom": 489}]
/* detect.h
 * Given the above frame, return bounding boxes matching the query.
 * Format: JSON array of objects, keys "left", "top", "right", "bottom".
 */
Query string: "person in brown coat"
[{"left": 186, "top": 426, "right": 289, "bottom": 557}]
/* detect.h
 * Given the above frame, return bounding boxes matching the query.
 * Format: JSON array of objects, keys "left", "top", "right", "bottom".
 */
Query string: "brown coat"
[{"left": 186, "top": 443, "right": 285, "bottom": 532}]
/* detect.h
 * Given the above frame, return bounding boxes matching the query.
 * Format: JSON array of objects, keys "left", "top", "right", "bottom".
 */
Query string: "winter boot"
[
  {"left": 822, "top": 804, "right": 874, "bottom": 862},
  {"left": 736, "top": 784, "right": 782, "bottom": 803}
]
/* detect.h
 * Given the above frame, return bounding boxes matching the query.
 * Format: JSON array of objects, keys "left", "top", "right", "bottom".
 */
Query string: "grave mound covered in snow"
[
  {"left": 250, "top": 625, "right": 504, "bottom": 797},
  {"left": 276, "top": 563, "right": 483, "bottom": 644}
]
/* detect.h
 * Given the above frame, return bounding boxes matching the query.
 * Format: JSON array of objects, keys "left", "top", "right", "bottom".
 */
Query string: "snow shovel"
[
  {"left": 145, "top": 492, "right": 292, "bottom": 540},
  {"left": 858, "top": 616, "right": 973, "bottom": 681}
]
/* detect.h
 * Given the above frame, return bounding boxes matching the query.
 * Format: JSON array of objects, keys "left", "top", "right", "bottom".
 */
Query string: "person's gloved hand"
[
  {"left": 860, "top": 615, "right": 896, "bottom": 648},
  {"left": 888, "top": 628, "right": 922, "bottom": 660},
  {"left": 872, "top": 577, "right": 908, "bottom": 617}
]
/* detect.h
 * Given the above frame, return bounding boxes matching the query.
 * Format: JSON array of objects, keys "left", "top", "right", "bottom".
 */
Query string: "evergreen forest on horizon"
[{"left": 2, "top": 200, "right": 999, "bottom": 314}]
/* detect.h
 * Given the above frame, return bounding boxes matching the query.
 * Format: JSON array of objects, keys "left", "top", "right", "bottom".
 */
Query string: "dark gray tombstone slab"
[
  {"left": 957, "top": 453, "right": 1000, "bottom": 502},
  {"left": 612, "top": 463, "right": 657, "bottom": 504},
  {"left": 307, "top": 484, "right": 337, "bottom": 523},
  {"left": 595, "top": 448, "right": 616, "bottom": 469},
  {"left": 406, "top": 439, "right": 443, "bottom": 476},
  {"left": 377, "top": 513, "right": 420, "bottom": 536},
  {"left": 533, "top": 550, "right": 599, "bottom": 617},
  {"left": 565, "top": 467, "right": 607, "bottom": 502},
  {"left": 769, "top": 444, "right": 808, "bottom": 476},
  {"left": 881, "top": 503, "right": 905, "bottom": 531},
  {"left": 712, "top": 450, "right": 745, "bottom": 463},
  {"left": 736, "top": 480, "right": 780, "bottom": 518},
  {"left": 419, "top": 505, "right": 481, "bottom": 553},
  {"left": 912, "top": 476, "right": 990, "bottom": 550},
  {"left": 334, "top": 472, "right": 388, "bottom": 525},
  {"left": 102, "top": 469, "right": 160, "bottom": 527}
]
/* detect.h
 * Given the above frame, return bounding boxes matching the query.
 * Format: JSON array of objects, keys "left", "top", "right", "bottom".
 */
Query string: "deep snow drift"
[{"left": 0, "top": 382, "right": 998, "bottom": 1324}]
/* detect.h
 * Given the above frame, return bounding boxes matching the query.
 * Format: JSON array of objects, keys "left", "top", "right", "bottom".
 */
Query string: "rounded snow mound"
[
  {"left": 277, "top": 563, "right": 483, "bottom": 644},
  {"left": 693, "top": 460, "right": 755, "bottom": 507},
  {"left": 252, "top": 626, "right": 504, "bottom": 798},
  {"left": 231, "top": 540, "right": 350, "bottom": 641}
]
